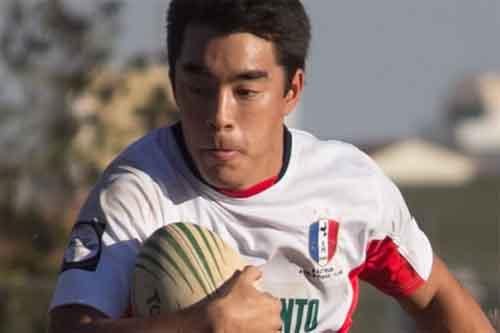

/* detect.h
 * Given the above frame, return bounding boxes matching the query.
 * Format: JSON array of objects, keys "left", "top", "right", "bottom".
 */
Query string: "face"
[{"left": 173, "top": 25, "right": 304, "bottom": 190}]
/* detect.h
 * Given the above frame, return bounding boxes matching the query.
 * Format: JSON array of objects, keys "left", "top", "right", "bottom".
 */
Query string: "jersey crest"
[
  {"left": 61, "top": 218, "right": 105, "bottom": 272},
  {"left": 309, "top": 219, "right": 339, "bottom": 266}
]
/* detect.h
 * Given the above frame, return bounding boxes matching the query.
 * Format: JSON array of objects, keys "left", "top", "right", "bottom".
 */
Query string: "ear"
[{"left": 283, "top": 69, "right": 305, "bottom": 116}]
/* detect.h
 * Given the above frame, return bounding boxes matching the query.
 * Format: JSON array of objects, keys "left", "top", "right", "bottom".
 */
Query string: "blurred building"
[
  {"left": 371, "top": 138, "right": 477, "bottom": 187},
  {"left": 357, "top": 73, "right": 500, "bottom": 333},
  {"left": 450, "top": 73, "right": 500, "bottom": 155},
  {"left": 364, "top": 72, "right": 500, "bottom": 187}
]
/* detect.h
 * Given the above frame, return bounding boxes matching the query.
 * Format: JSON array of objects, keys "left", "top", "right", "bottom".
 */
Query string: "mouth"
[{"left": 203, "top": 148, "right": 239, "bottom": 161}]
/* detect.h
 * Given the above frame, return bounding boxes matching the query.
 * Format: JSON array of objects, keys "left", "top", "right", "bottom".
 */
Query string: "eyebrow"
[
  {"left": 181, "top": 62, "right": 269, "bottom": 82},
  {"left": 182, "top": 62, "right": 211, "bottom": 77},
  {"left": 234, "top": 70, "right": 269, "bottom": 81}
]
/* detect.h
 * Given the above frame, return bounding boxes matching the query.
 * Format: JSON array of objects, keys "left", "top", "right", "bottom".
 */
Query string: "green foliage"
[
  {"left": 0, "top": 275, "right": 54, "bottom": 333},
  {"left": 0, "top": 2, "right": 123, "bottom": 331}
]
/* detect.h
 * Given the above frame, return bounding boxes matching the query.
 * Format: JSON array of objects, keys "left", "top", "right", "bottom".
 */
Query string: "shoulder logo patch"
[
  {"left": 61, "top": 218, "right": 106, "bottom": 272},
  {"left": 309, "top": 219, "right": 339, "bottom": 267}
]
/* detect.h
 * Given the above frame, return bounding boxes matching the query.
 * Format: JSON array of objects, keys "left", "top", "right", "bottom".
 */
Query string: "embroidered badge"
[
  {"left": 309, "top": 218, "right": 339, "bottom": 267},
  {"left": 61, "top": 218, "right": 105, "bottom": 272}
]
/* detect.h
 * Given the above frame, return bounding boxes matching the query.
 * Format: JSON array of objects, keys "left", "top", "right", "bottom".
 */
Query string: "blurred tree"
[
  {"left": 0, "top": 0, "right": 120, "bottom": 224},
  {"left": 68, "top": 59, "right": 178, "bottom": 184},
  {"left": 0, "top": 2, "right": 179, "bottom": 331},
  {"left": 0, "top": 3, "right": 125, "bottom": 331},
  {"left": 0, "top": 0, "right": 122, "bottom": 272}
]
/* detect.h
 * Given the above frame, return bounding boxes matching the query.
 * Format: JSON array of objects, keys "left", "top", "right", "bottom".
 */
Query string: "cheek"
[
  {"left": 239, "top": 98, "right": 285, "bottom": 151},
  {"left": 177, "top": 96, "right": 204, "bottom": 128},
  {"left": 252, "top": 93, "right": 286, "bottom": 125},
  {"left": 177, "top": 88, "right": 193, "bottom": 112}
]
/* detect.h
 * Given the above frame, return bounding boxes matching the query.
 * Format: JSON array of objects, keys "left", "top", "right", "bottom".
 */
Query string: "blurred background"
[{"left": 0, "top": 1, "right": 498, "bottom": 332}]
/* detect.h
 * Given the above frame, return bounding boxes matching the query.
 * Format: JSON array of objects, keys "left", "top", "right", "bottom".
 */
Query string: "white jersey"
[{"left": 50, "top": 125, "right": 433, "bottom": 332}]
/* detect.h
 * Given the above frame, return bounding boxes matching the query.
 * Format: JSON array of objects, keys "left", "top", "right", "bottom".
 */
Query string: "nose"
[{"left": 206, "top": 89, "right": 234, "bottom": 131}]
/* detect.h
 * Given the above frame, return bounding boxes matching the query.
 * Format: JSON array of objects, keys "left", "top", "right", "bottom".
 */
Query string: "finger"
[
  {"left": 261, "top": 291, "right": 279, "bottom": 302},
  {"left": 271, "top": 318, "right": 284, "bottom": 332},
  {"left": 221, "top": 268, "right": 242, "bottom": 288},
  {"left": 240, "top": 265, "right": 263, "bottom": 283},
  {"left": 258, "top": 291, "right": 282, "bottom": 318},
  {"left": 214, "top": 268, "right": 242, "bottom": 297},
  {"left": 267, "top": 294, "right": 282, "bottom": 315},
  {"left": 261, "top": 316, "right": 282, "bottom": 333}
]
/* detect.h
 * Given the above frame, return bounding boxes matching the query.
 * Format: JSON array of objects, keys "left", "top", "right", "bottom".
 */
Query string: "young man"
[{"left": 49, "top": 1, "right": 494, "bottom": 332}]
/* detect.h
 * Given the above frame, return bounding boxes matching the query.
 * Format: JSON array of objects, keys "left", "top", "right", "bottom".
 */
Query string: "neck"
[{"left": 172, "top": 123, "right": 292, "bottom": 194}]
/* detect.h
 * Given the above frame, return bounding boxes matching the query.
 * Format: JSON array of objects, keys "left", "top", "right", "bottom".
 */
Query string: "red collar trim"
[{"left": 217, "top": 175, "right": 278, "bottom": 198}]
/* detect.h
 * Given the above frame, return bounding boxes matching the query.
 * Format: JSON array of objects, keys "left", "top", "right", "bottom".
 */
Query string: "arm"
[
  {"left": 49, "top": 303, "right": 207, "bottom": 333},
  {"left": 49, "top": 266, "right": 282, "bottom": 333},
  {"left": 397, "top": 254, "right": 494, "bottom": 333}
]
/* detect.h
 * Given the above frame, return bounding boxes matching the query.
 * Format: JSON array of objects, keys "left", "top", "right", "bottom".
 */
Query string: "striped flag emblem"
[{"left": 309, "top": 219, "right": 339, "bottom": 266}]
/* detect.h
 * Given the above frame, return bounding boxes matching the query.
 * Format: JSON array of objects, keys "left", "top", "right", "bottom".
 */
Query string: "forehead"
[{"left": 177, "top": 24, "right": 281, "bottom": 77}]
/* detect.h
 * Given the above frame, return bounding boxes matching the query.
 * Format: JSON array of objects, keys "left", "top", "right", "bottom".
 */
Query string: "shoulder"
[
  {"left": 289, "top": 129, "right": 407, "bottom": 226},
  {"left": 98, "top": 125, "right": 178, "bottom": 192},
  {"left": 76, "top": 153, "right": 171, "bottom": 242},
  {"left": 114, "top": 127, "right": 171, "bottom": 172},
  {"left": 77, "top": 163, "right": 161, "bottom": 222},
  {"left": 78, "top": 127, "right": 177, "bottom": 222},
  {"left": 290, "top": 128, "right": 384, "bottom": 180}
]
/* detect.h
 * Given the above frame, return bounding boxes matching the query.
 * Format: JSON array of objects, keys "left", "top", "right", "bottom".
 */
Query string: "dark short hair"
[{"left": 166, "top": 0, "right": 311, "bottom": 92}]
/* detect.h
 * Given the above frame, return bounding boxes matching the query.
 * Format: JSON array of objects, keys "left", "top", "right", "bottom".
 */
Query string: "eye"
[{"left": 235, "top": 88, "right": 259, "bottom": 99}]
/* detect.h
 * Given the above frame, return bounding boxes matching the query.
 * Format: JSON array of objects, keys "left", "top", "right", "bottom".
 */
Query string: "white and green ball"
[{"left": 132, "top": 222, "right": 246, "bottom": 316}]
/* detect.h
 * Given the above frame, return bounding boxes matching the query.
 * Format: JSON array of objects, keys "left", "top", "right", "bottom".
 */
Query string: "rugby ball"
[{"left": 131, "top": 222, "right": 246, "bottom": 316}]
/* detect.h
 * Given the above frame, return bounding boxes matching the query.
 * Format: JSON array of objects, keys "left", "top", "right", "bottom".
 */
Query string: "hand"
[{"left": 206, "top": 265, "right": 282, "bottom": 332}]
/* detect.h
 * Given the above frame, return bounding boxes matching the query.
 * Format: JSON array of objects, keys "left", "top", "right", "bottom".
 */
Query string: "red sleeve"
[{"left": 359, "top": 237, "right": 425, "bottom": 297}]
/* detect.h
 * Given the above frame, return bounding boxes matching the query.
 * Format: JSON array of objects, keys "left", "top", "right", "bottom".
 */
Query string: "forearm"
[
  {"left": 400, "top": 256, "right": 494, "bottom": 333},
  {"left": 50, "top": 267, "right": 281, "bottom": 333},
  {"left": 80, "top": 312, "right": 205, "bottom": 333},
  {"left": 413, "top": 282, "right": 493, "bottom": 332},
  {"left": 49, "top": 304, "right": 211, "bottom": 333}
]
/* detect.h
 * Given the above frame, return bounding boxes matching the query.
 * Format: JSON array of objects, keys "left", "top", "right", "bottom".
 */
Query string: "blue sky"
[
  {"left": 116, "top": 1, "right": 500, "bottom": 142},
  {"left": 4, "top": 0, "right": 496, "bottom": 143}
]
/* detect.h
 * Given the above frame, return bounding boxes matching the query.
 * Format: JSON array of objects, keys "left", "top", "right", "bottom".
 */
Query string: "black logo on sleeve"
[{"left": 61, "top": 219, "right": 106, "bottom": 272}]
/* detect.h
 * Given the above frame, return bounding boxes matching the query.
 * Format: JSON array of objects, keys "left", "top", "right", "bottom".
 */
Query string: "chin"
[{"left": 202, "top": 168, "right": 243, "bottom": 190}]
